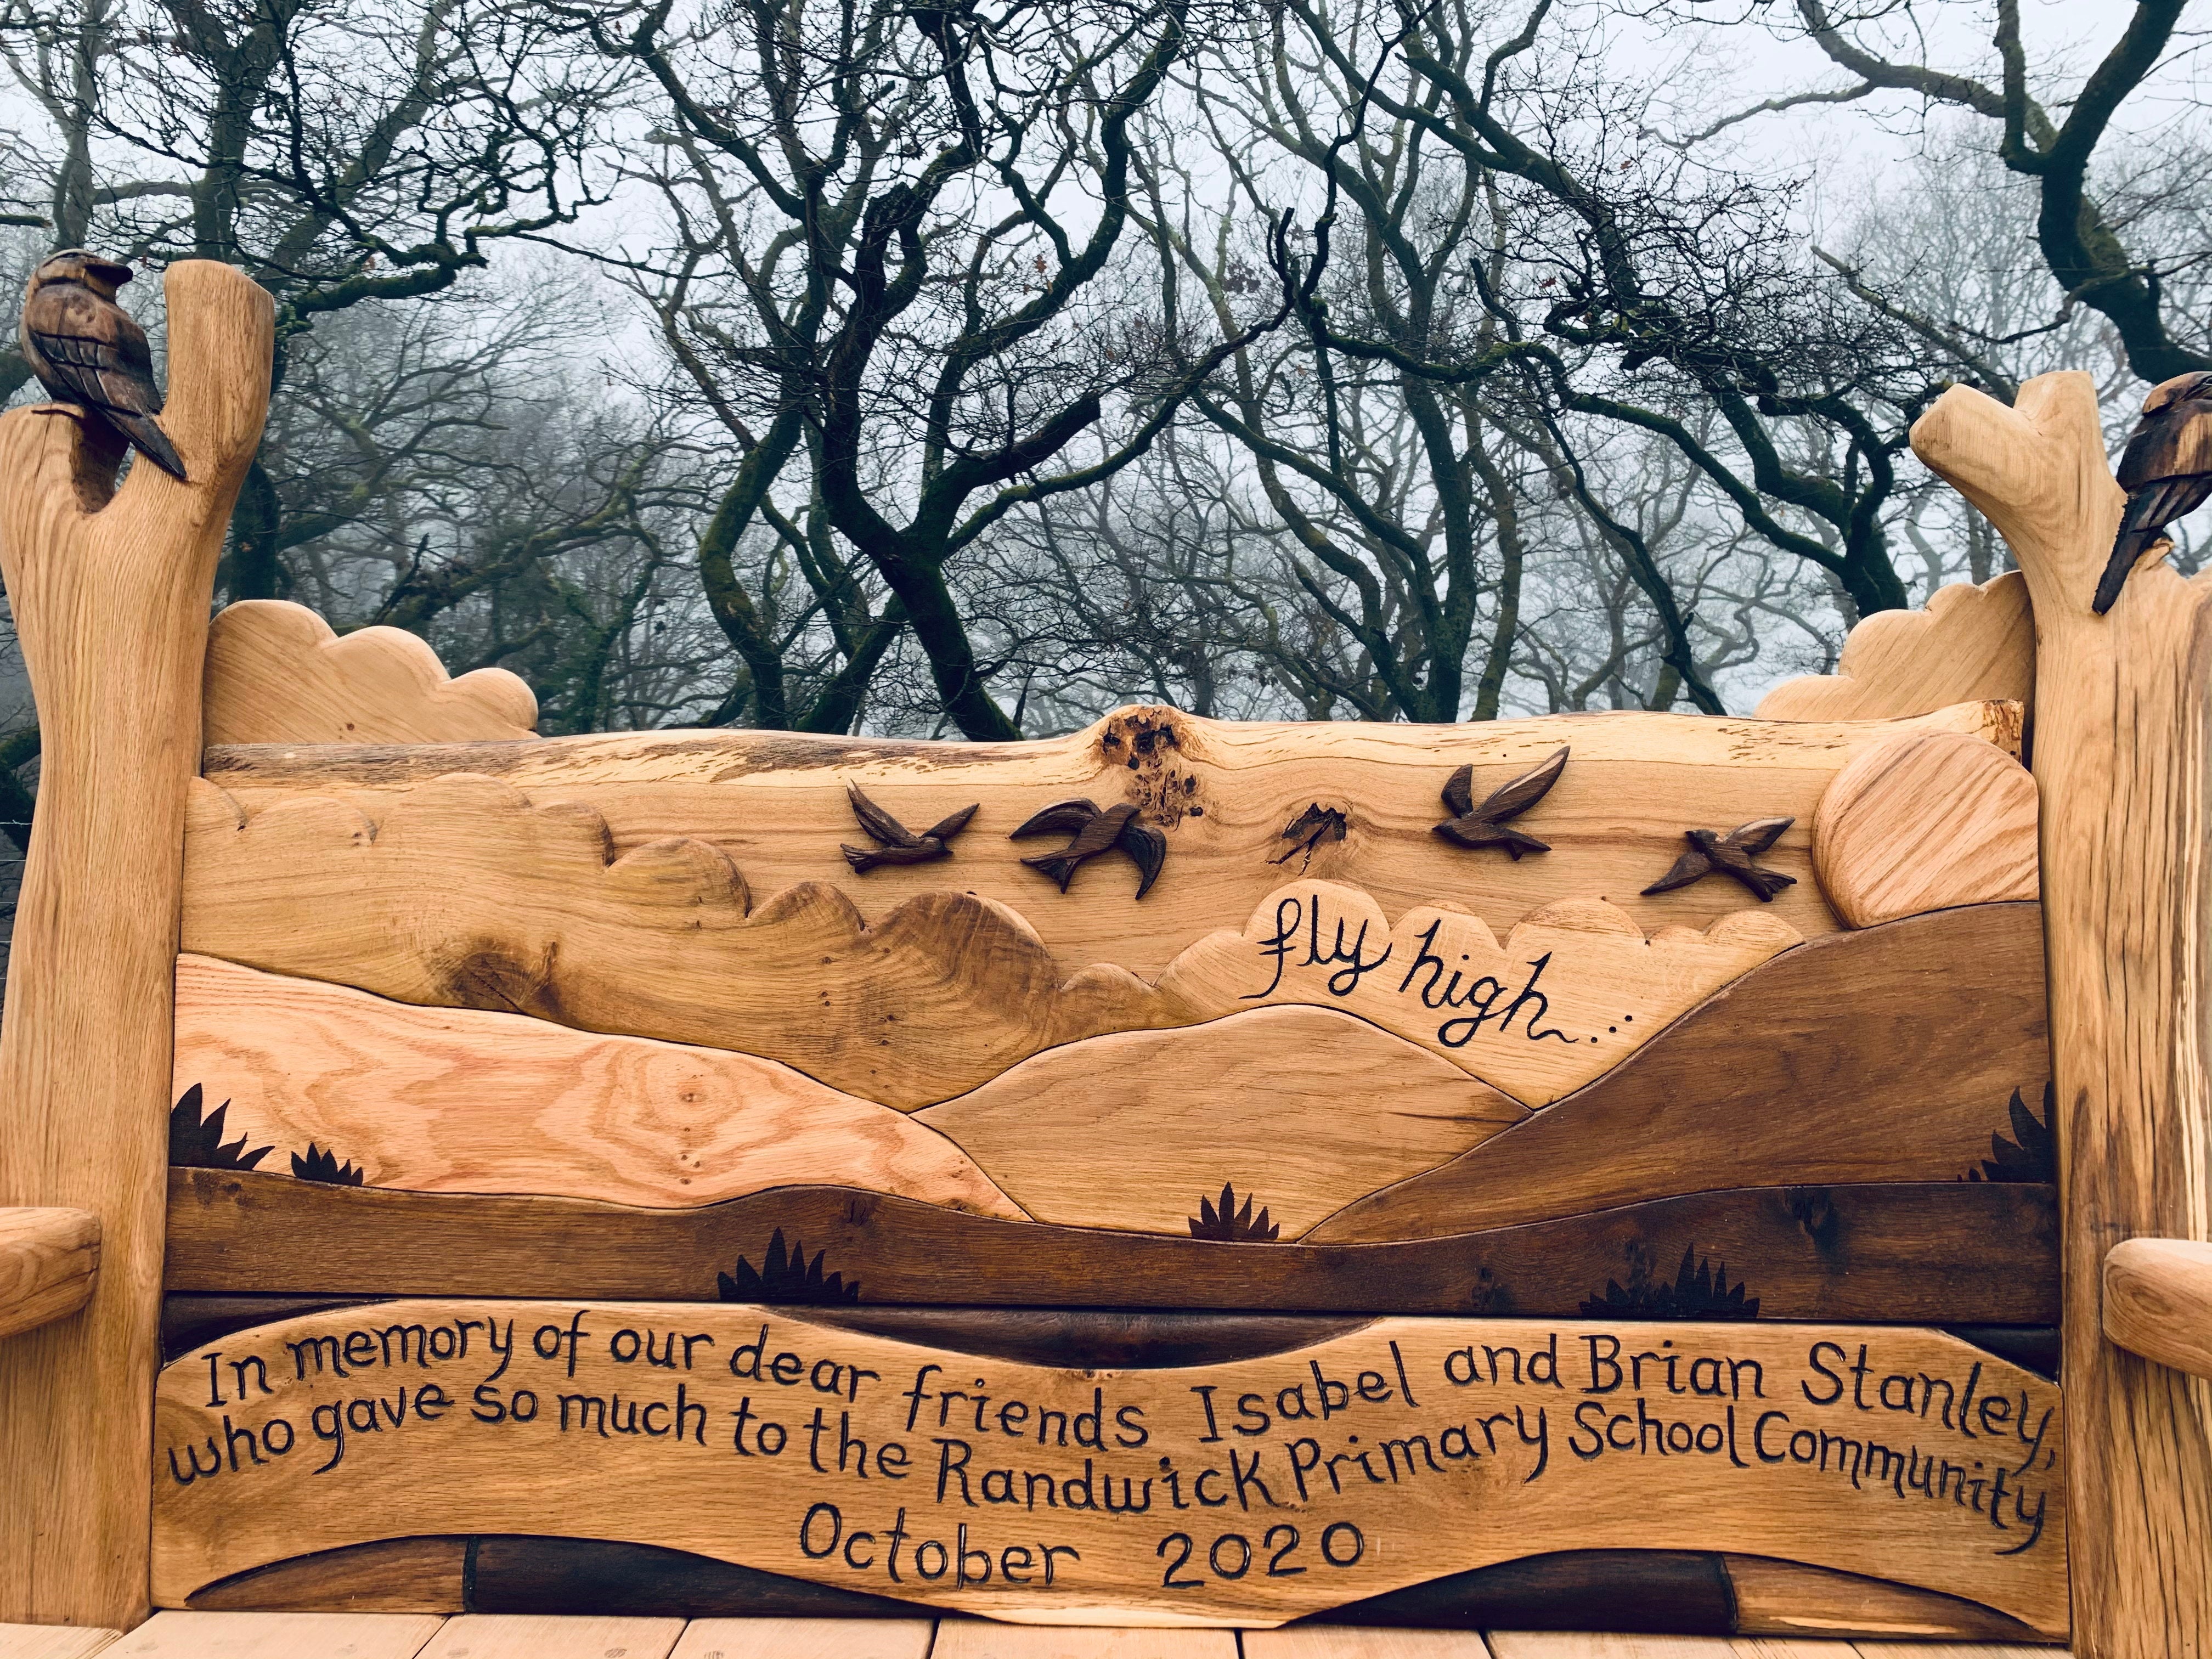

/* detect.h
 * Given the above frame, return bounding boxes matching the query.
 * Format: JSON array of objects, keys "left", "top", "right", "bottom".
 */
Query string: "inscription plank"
[{"left": 150, "top": 1302, "right": 2065, "bottom": 1633}]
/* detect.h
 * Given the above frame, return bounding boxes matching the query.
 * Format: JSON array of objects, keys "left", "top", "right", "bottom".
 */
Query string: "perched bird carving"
[
  {"left": 1641, "top": 816, "right": 1797, "bottom": 902},
  {"left": 1011, "top": 798, "right": 1166, "bottom": 899},
  {"left": 2094, "top": 370, "right": 2212, "bottom": 615},
  {"left": 1433, "top": 746, "right": 1568, "bottom": 859},
  {"left": 838, "top": 781, "right": 978, "bottom": 873},
  {"left": 18, "top": 249, "right": 185, "bottom": 480}
]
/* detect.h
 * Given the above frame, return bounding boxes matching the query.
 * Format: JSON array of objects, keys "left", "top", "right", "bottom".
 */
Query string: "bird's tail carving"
[
  {"left": 1019, "top": 849, "right": 1085, "bottom": 891},
  {"left": 113, "top": 410, "right": 185, "bottom": 482}
]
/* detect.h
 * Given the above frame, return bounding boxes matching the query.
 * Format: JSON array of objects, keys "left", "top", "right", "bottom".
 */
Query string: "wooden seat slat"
[
  {"left": 101, "top": 1611, "right": 445, "bottom": 1658},
  {"left": 665, "top": 1617, "right": 934, "bottom": 1659},
  {"left": 414, "top": 1616, "right": 685, "bottom": 1659}
]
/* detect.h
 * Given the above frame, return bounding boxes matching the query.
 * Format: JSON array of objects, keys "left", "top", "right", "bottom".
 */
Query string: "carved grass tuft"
[
  {"left": 170, "top": 1084, "right": 272, "bottom": 1171},
  {"left": 1579, "top": 1243, "right": 1758, "bottom": 1320},
  {"left": 719, "top": 1229, "right": 861, "bottom": 1304},
  {"left": 291, "top": 1142, "right": 365, "bottom": 1186},
  {"left": 1188, "top": 1181, "right": 1282, "bottom": 1243}
]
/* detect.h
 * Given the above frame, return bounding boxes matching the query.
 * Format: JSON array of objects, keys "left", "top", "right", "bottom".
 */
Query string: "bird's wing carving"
[
  {"left": 1726, "top": 816, "right": 1793, "bottom": 857},
  {"left": 1118, "top": 819, "right": 1167, "bottom": 899},
  {"left": 921, "top": 802, "right": 979, "bottom": 843},
  {"left": 1009, "top": 798, "right": 1099, "bottom": 838},
  {"left": 24, "top": 283, "right": 163, "bottom": 418},
  {"left": 844, "top": 781, "right": 923, "bottom": 849},
  {"left": 1471, "top": 746, "right": 1569, "bottom": 822},
  {"left": 1640, "top": 847, "right": 1711, "bottom": 895},
  {"left": 1440, "top": 764, "right": 1474, "bottom": 818}
]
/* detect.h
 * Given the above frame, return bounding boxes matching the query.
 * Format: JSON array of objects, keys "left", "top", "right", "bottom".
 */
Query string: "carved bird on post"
[
  {"left": 1642, "top": 816, "right": 1797, "bottom": 902},
  {"left": 838, "top": 781, "right": 978, "bottom": 873},
  {"left": 18, "top": 249, "right": 186, "bottom": 480},
  {"left": 2093, "top": 370, "right": 2212, "bottom": 615},
  {"left": 1432, "top": 746, "right": 1568, "bottom": 859},
  {"left": 1011, "top": 798, "right": 1166, "bottom": 898}
]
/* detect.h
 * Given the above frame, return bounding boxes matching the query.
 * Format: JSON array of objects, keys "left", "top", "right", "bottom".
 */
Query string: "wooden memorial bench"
[{"left": 0, "top": 262, "right": 2207, "bottom": 1659}]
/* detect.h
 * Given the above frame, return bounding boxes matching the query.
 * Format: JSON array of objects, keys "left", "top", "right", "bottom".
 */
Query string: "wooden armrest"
[
  {"left": 2104, "top": 1237, "right": 2212, "bottom": 1379},
  {"left": 0, "top": 1206, "right": 100, "bottom": 1340}
]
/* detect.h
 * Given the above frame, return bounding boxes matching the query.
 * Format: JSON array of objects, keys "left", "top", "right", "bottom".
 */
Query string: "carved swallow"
[
  {"left": 838, "top": 781, "right": 978, "bottom": 873},
  {"left": 1432, "top": 746, "right": 1567, "bottom": 859},
  {"left": 1010, "top": 797, "right": 1166, "bottom": 898},
  {"left": 1641, "top": 816, "right": 1797, "bottom": 902},
  {"left": 19, "top": 249, "right": 185, "bottom": 479},
  {"left": 2095, "top": 370, "right": 2212, "bottom": 614}
]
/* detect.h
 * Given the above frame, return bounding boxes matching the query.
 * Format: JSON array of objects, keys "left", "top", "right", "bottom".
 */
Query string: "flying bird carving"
[
  {"left": 2095, "top": 370, "right": 2212, "bottom": 615},
  {"left": 838, "top": 781, "right": 978, "bottom": 873},
  {"left": 18, "top": 249, "right": 185, "bottom": 480},
  {"left": 1433, "top": 746, "right": 1568, "bottom": 859},
  {"left": 1010, "top": 798, "right": 1166, "bottom": 899},
  {"left": 1641, "top": 816, "right": 1797, "bottom": 902}
]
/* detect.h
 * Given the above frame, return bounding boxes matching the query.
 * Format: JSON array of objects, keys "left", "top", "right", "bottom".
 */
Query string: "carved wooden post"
[
  {"left": 1913, "top": 369, "right": 2212, "bottom": 1658},
  {"left": 0, "top": 262, "right": 272, "bottom": 1628}
]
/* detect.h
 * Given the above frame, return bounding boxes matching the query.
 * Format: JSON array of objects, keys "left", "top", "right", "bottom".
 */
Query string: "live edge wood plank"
[
  {"left": 160, "top": 1170, "right": 2059, "bottom": 1322},
  {"left": 1913, "top": 368, "right": 2212, "bottom": 1659},
  {"left": 0, "top": 1207, "right": 98, "bottom": 1339},
  {"left": 1754, "top": 571, "right": 2034, "bottom": 724},
  {"left": 0, "top": 262, "right": 273, "bottom": 1630},
  {"left": 193, "top": 701, "right": 2020, "bottom": 991},
  {"left": 2101, "top": 1238, "right": 2212, "bottom": 1381}
]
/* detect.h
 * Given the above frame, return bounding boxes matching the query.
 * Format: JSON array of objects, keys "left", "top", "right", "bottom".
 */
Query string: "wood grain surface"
[
  {"left": 0, "top": 261, "right": 274, "bottom": 1630},
  {"left": 931, "top": 1628, "right": 1238, "bottom": 1658},
  {"left": 0, "top": 1206, "right": 99, "bottom": 1339},
  {"left": 165, "top": 1533, "right": 2052, "bottom": 1641},
  {"left": 173, "top": 955, "right": 1024, "bottom": 1217},
  {"left": 150, "top": 1300, "right": 2067, "bottom": 1632},
  {"left": 913, "top": 1006, "right": 1526, "bottom": 1235},
  {"left": 1913, "top": 368, "right": 2212, "bottom": 1658},
  {"left": 2101, "top": 1238, "right": 2212, "bottom": 1382},
  {"left": 0, "top": 1626, "right": 123, "bottom": 1659},
  {"left": 202, "top": 601, "right": 537, "bottom": 748},
  {"left": 1243, "top": 1630, "right": 1490, "bottom": 1657},
  {"left": 415, "top": 1615, "right": 685, "bottom": 1659},
  {"left": 1812, "top": 733, "right": 2039, "bottom": 928},
  {"left": 1307, "top": 904, "right": 2049, "bottom": 1242},
  {"left": 194, "top": 701, "right": 2019, "bottom": 989},
  {"left": 101, "top": 1611, "right": 443, "bottom": 1659},
  {"left": 1754, "top": 574, "right": 2034, "bottom": 724},
  {"left": 160, "top": 1170, "right": 2059, "bottom": 1322},
  {"left": 667, "top": 1617, "right": 935, "bottom": 1659},
  {"left": 183, "top": 771, "right": 1810, "bottom": 1106}
]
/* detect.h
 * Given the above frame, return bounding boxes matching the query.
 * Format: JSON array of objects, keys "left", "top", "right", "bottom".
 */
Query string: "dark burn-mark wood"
[
  {"left": 1009, "top": 797, "right": 1167, "bottom": 898},
  {"left": 169, "top": 1083, "right": 271, "bottom": 1172},
  {"left": 1432, "top": 746, "right": 1567, "bottom": 859},
  {"left": 162, "top": 1169, "right": 2058, "bottom": 1323},
  {"left": 1578, "top": 1244, "right": 1760, "bottom": 1321},
  {"left": 1965, "top": 1084, "right": 2058, "bottom": 1184},
  {"left": 1641, "top": 816, "right": 1797, "bottom": 902},
  {"left": 291, "top": 1143, "right": 365, "bottom": 1186},
  {"left": 837, "top": 780, "right": 978, "bottom": 874},
  {"left": 718, "top": 1228, "right": 861, "bottom": 1305},
  {"left": 1273, "top": 803, "right": 1348, "bottom": 870},
  {"left": 1188, "top": 1181, "right": 1282, "bottom": 1243}
]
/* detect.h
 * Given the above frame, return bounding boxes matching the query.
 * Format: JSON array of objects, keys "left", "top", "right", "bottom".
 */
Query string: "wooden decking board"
[
  {"left": 1241, "top": 1628, "right": 1494, "bottom": 1656},
  {"left": 414, "top": 1616, "right": 685, "bottom": 1659},
  {"left": 19, "top": 1617, "right": 2076, "bottom": 1657},
  {"left": 665, "top": 1618, "right": 935, "bottom": 1659},
  {"left": 929, "top": 1627, "right": 1239, "bottom": 1659},
  {"left": 102, "top": 1611, "right": 446, "bottom": 1657},
  {"left": 0, "top": 1627, "right": 122, "bottom": 1659}
]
